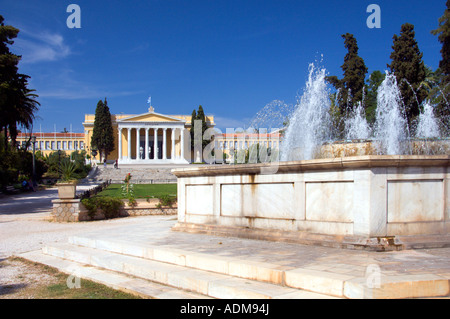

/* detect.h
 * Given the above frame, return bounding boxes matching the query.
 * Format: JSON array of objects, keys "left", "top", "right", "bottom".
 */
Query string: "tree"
[
  {"left": 431, "top": 1, "right": 450, "bottom": 124},
  {"left": 432, "top": 1, "right": 450, "bottom": 83},
  {"left": 326, "top": 33, "right": 368, "bottom": 114},
  {"left": 91, "top": 98, "right": 115, "bottom": 161},
  {"left": 189, "top": 105, "right": 209, "bottom": 151},
  {"left": 365, "top": 70, "right": 386, "bottom": 124},
  {"left": 388, "top": 23, "right": 427, "bottom": 124},
  {"left": 196, "top": 105, "right": 209, "bottom": 149},
  {"left": 189, "top": 108, "right": 197, "bottom": 149},
  {"left": 0, "top": 15, "right": 39, "bottom": 150}
]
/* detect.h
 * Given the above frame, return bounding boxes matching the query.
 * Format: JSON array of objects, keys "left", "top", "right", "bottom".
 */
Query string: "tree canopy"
[
  {"left": 326, "top": 33, "right": 368, "bottom": 113},
  {"left": 388, "top": 23, "right": 427, "bottom": 124},
  {"left": 0, "top": 15, "right": 40, "bottom": 150},
  {"left": 91, "top": 98, "right": 115, "bottom": 161}
]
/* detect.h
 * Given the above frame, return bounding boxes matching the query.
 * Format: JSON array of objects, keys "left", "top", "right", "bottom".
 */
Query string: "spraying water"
[
  {"left": 345, "top": 101, "right": 371, "bottom": 140},
  {"left": 373, "top": 72, "right": 410, "bottom": 155},
  {"left": 416, "top": 101, "right": 440, "bottom": 139},
  {"left": 281, "top": 63, "right": 331, "bottom": 161},
  {"left": 248, "top": 100, "right": 294, "bottom": 133},
  {"left": 276, "top": 63, "right": 448, "bottom": 161}
]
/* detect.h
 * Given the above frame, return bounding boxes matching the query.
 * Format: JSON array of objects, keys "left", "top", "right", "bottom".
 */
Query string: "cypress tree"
[
  {"left": 190, "top": 109, "right": 197, "bottom": 149},
  {"left": 91, "top": 98, "right": 115, "bottom": 161},
  {"left": 326, "top": 33, "right": 368, "bottom": 113},
  {"left": 196, "top": 105, "right": 209, "bottom": 149},
  {"left": 432, "top": 1, "right": 450, "bottom": 83},
  {"left": 388, "top": 23, "right": 427, "bottom": 124},
  {"left": 431, "top": 1, "right": 450, "bottom": 122}
]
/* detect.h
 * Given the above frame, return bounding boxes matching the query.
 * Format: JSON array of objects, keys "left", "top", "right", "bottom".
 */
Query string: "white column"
[
  {"left": 118, "top": 127, "right": 122, "bottom": 161},
  {"left": 136, "top": 127, "right": 140, "bottom": 160},
  {"left": 127, "top": 128, "right": 131, "bottom": 161},
  {"left": 180, "top": 127, "right": 185, "bottom": 160},
  {"left": 145, "top": 128, "right": 149, "bottom": 160},
  {"left": 153, "top": 127, "right": 158, "bottom": 160},
  {"left": 171, "top": 128, "right": 175, "bottom": 160},
  {"left": 163, "top": 128, "right": 167, "bottom": 160}
]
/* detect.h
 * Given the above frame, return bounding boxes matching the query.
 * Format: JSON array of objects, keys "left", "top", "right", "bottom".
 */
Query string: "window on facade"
[
  {"left": 57, "top": 141, "right": 61, "bottom": 150},
  {"left": 63, "top": 141, "right": 67, "bottom": 150},
  {"left": 51, "top": 141, "right": 55, "bottom": 150},
  {"left": 74, "top": 141, "right": 78, "bottom": 149},
  {"left": 68, "top": 141, "right": 72, "bottom": 150},
  {"left": 80, "top": 142, "right": 84, "bottom": 149}
]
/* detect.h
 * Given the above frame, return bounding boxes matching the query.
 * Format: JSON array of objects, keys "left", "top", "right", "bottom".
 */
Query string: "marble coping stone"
[{"left": 171, "top": 155, "right": 450, "bottom": 177}]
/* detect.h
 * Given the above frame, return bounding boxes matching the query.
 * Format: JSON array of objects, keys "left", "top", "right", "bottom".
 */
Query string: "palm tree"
[{"left": 3, "top": 74, "right": 40, "bottom": 149}]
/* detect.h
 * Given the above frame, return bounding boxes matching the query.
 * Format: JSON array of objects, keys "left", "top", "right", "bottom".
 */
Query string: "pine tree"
[
  {"left": 326, "top": 33, "right": 368, "bottom": 114},
  {"left": 388, "top": 23, "right": 427, "bottom": 124},
  {"left": 91, "top": 98, "right": 115, "bottom": 161}
]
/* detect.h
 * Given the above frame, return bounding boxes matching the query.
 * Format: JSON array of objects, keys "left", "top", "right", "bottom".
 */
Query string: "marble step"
[
  {"left": 67, "top": 235, "right": 450, "bottom": 299},
  {"left": 39, "top": 242, "right": 335, "bottom": 299},
  {"left": 19, "top": 249, "right": 209, "bottom": 299}
]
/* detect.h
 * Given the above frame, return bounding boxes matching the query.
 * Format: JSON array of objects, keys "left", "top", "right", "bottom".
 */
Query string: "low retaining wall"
[
  {"left": 51, "top": 198, "right": 176, "bottom": 222},
  {"left": 172, "top": 155, "right": 450, "bottom": 251}
]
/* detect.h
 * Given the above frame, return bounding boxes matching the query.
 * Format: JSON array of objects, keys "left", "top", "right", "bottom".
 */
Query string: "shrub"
[
  {"left": 156, "top": 194, "right": 177, "bottom": 208},
  {"left": 81, "top": 196, "right": 123, "bottom": 220}
]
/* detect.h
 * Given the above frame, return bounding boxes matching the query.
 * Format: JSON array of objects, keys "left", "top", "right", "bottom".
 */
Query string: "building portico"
[
  {"left": 83, "top": 105, "right": 215, "bottom": 165},
  {"left": 117, "top": 124, "right": 187, "bottom": 164}
]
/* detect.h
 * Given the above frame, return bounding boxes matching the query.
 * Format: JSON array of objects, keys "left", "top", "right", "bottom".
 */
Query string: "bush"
[
  {"left": 156, "top": 194, "right": 177, "bottom": 208},
  {"left": 81, "top": 196, "right": 123, "bottom": 220}
]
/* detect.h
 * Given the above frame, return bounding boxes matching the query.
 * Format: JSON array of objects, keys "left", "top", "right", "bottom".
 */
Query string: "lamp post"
[{"left": 31, "top": 135, "right": 36, "bottom": 184}]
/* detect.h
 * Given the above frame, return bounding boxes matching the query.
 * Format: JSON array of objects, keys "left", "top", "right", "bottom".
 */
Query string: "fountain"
[
  {"left": 281, "top": 64, "right": 332, "bottom": 161},
  {"left": 172, "top": 63, "right": 450, "bottom": 251}
]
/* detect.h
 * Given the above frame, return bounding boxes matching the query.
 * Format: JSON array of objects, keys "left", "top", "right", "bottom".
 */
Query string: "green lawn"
[{"left": 96, "top": 183, "right": 177, "bottom": 199}]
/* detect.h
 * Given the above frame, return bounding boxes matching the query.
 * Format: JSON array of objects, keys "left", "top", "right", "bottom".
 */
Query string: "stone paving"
[
  {"left": 65, "top": 216, "right": 450, "bottom": 298},
  {"left": 76, "top": 216, "right": 450, "bottom": 278},
  {"left": 2, "top": 186, "right": 450, "bottom": 298}
]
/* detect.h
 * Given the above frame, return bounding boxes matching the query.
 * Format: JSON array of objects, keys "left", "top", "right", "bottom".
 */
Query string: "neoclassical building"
[
  {"left": 83, "top": 106, "right": 215, "bottom": 164},
  {"left": 16, "top": 132, "right": 85, "bottom": 157}
]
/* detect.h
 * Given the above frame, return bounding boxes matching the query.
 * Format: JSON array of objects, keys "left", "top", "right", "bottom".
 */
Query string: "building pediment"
[{"left": 118, "top": 111, "right": 186, "bottom": 123}]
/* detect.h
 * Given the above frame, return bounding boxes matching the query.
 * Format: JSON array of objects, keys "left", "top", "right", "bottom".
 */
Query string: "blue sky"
[{"left": 0, "top": 0, "right": 446, "bottom": 132}]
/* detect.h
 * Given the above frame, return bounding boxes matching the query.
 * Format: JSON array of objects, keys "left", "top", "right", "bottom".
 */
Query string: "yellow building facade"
[
  {"left": 16, "top": 132, "right": 85, "bottom": 157},
  {"left": 83, "top": 106, "right": 215, "bottom": 164}
]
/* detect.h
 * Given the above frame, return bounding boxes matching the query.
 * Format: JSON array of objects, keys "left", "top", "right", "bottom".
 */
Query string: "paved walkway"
[
  {"left": 0, "top": 184, "right": 108, "bottom": 259},
  {"left": 2, "top": 187, "right": 450, "bottom": 298},
  {"left": 76, "top": 216, "right": 450, "bottom": 282}
]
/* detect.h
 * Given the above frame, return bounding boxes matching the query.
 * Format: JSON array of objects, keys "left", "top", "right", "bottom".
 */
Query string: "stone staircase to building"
[{"left": 83, "top": 165, "right": 179, "bottom": 184}]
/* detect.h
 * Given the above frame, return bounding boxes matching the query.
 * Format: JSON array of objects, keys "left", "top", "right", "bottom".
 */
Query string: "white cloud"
[{"left": 14, "top": 29, "right": 71, "bottom": 64}]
